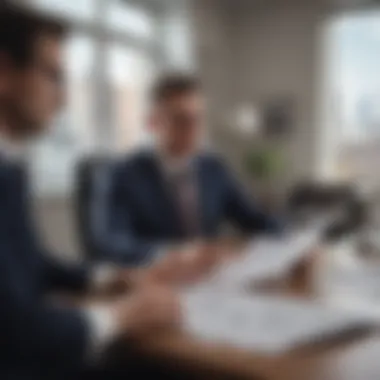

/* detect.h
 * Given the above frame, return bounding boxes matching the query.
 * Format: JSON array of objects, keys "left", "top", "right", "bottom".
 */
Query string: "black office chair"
[
  {"left": 74, "top": 156, "right": 114, "bottom": 261},
  {"left": 287, "top": 183, "right": 369, "bottom": 241}
]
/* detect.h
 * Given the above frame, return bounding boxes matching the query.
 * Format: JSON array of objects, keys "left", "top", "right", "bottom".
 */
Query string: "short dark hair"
[
  {"left": 0, "top": 3, "right": 69, "bottom": 66},
  {"left": 151, "top": 73, "right": 201, "bottom": 103}
]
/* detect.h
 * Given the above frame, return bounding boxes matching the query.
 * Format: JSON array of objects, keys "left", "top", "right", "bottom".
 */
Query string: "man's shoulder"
[
  {"left": 112, "top": 148, "right": 155, "bottom": 177},
  {"left": 113, "top": 148, "right": 229, "bottom": 175},
  {"left": 198, "top": 150, "right": 228, "bottom": 172},
  {"left": 0, "top": 161, "right": 17, "bottom": 189}
]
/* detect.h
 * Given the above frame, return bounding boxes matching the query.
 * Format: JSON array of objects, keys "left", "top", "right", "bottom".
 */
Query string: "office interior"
[
  {"left": 5, "top": 0, "right": 380, "bottom": 378},
  {"left": 22, "top": 0, "right": 379, "bottom": 261}
]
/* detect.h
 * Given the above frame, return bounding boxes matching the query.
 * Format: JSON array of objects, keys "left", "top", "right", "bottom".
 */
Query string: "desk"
[{"left": 127, "top": 245, "right": 380, "bottom": 380}]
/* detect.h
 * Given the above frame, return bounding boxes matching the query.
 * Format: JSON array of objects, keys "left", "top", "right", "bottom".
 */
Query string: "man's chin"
[
  {"left": 17, "top": 121, "right": 49, "bottom": 140},
  {"left": 170, "top": 144, "right": 198, "bottom": 156}
]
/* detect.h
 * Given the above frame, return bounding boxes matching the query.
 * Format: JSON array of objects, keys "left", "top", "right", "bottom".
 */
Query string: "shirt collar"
[{"left": 156, "top": 147, "right": 197, "bottom": 177}]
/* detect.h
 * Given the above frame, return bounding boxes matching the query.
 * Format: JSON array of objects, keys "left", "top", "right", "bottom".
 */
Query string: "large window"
[
  {"left": 33, "top": 0, "right": 97, "bottom": 21},
  {"left": 107, "top": 44, "right": 154, "bottom": 152},
  {"left": 318, "top": 11, "right": 380, "bottom": 181},
  {"left": 106, "top": 0, "right": 155, "bottom": 39},
  {"left": 28, "top": 0, "right": 193, "bottom": 197},
  {"left": 332, "top": 12, "right": 380, "bottom": 143}
]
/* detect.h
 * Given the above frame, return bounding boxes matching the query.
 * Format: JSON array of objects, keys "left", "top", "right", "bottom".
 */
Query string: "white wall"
[
  {"left": 191, "top": 0, "right": 235, "bottom": 129},
  {"left": 192, "top": 0, "right": 331, "bottom": 194}
]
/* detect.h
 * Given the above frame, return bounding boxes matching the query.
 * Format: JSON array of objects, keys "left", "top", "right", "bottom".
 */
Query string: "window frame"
[{"left": 29, "top": 0, "right": 175, "bottom": 197}]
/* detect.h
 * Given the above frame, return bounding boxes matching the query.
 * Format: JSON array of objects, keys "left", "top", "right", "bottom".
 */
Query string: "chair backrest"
[
  {"left": 287, "top": 183, "right": 368, "bottom": 240},
  {"left": 288, "top": 183, "right": 355, "bottom": 212},
  {"left": 74, "top": 156, "right": 113, "bottom": 261}
]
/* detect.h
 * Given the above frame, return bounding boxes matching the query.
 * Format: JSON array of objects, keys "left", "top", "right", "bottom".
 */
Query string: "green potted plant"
[{"left": 243, "top": 146, "right": 284, "bottom": 209}]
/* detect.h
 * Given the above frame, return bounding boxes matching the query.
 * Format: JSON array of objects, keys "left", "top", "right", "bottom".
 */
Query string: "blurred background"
[{"left": 14, "top": 0, "right": 380, "bottom": 260}]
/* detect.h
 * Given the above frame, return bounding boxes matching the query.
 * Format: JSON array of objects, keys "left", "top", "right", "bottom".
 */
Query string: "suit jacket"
[
  {"left": 91, "top": 150, "right": 282, "bottom": 265},
  {"left": 0, "top": 159, "right": 91, "bottom": 379}
]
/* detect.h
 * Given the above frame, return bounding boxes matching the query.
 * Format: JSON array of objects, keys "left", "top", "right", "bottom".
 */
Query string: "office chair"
[
  {"left": 74, "top": 155, "right": 114, "bottom": 261},
  {"left": 287, "top": 183, "right": 368, "bottom": 241}
]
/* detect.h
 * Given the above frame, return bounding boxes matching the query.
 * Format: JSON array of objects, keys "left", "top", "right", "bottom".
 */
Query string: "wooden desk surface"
[{"left": 128, "top": 246, "right": 380, "bottom": 380}]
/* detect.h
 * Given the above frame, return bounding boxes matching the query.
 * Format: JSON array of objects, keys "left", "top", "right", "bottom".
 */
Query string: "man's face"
[
  {"left": 1, "top": 34, "right": 64, "bottom": 137},
  {"left": 153, "top": 91, "right": 205, "bottom": 157}
]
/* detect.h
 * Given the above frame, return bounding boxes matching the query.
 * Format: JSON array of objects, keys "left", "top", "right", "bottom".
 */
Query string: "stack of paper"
[
  {"left": 205, "top": 225, "right": 323, "bottom": 290},
  {"left": 182, "top": 289, "right": 372, "bottom": 353},
  {"left": 181, "top": 216, "right": 372, "bottom": 353}
]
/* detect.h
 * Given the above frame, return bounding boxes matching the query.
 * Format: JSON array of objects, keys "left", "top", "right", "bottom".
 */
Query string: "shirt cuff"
[
  {"left": 153, "top": 243, "right": 194, "bottom": 263},
  {"left": 85, "top": 305, "right": 120, "bottom": 363},
  {"left": 90, "top": 264, "right": 119, "bottom": 292},
  {"left": 152, "top": 246, "right": 171, "bottom": 262}
]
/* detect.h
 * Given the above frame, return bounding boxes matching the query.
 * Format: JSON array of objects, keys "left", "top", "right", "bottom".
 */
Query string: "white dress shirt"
[{"left": 86, "top": 266, "right": 121, "bottom": 361}]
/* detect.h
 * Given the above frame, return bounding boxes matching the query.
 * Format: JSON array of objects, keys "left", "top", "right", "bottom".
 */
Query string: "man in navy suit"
[
  {"left": 93, "top": 74, "right": 282, "bottom": 265},
  {"left": 0, "top": 5, "right": 182, "bottom": 379}
]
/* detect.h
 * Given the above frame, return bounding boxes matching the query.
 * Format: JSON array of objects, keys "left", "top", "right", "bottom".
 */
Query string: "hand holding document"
[
  {"left": 140, "top": 242, "right": 223, "bottom": 286},
  {"left": 205, "top": 219, "right": 330, "bottom": 290},
  {"left": 112, "top": 285, "right": 182, "bottom": 335},
  {"left": 179, "top": 215, "right": 374, "bottom": 354}
]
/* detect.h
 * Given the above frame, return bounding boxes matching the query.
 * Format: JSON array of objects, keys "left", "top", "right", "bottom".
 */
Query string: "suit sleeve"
[
  {"left": 41, "top": 254, "right": 90, "bottom": 293},
  {"left": 222, "top": 163, "right": 283, "bottom": 234},
  {"left": 0, "top": 242, "right": 90, "bottom": 372},
  {"left": 90, "top": 164, "right": 164, "bottom": 266}
]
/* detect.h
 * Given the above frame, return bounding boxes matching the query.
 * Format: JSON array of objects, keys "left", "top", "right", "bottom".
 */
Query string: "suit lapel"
[{"left": 196, "top": 156, "right": 211, "bottom": 235}]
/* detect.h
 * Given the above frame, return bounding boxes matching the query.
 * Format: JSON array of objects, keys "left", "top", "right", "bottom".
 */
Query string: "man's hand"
[
  {"left": 112, "top": 285, "right": 182, "bottom": 335},
  {"left": 91, "top": 265, "right": 143, "bottom": 295},
  {"left": 140, "top": 242, "right": 227, "bottom": 286},
  {"left": 108, "top": 268, "right": 143, "bottom": 292},
  {"left": 104, "top": 242, "right": 233, "bottom": 291}
]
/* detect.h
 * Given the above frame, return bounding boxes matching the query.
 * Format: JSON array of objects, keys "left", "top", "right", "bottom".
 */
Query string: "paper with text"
[{"left": 182, "top": 290, "right": 371, "bottom": 353}]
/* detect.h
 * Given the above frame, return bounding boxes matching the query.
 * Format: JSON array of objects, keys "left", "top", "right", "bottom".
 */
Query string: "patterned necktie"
[{"left": 170, "top": 168, "right": 199, "bottom": 238}]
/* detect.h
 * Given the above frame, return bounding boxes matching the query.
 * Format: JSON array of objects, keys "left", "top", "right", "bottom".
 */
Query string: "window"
[
  {"left": 31, "top": 35, "right": 95, "bottom": 196},
  {"left": 319, "top": 11, "right": 380, "bottom": 181},
  {"left": 32, "top": 0, "right": 96, "bottom": 21},
  {"left": 107, "top": 44, "right": 154, "bottom": 151},
  {"left": 106, "top": 0, "right": 155, "bottom": 39},
  {"left": 28, "top": 0, "right": 194, "bottom": 197},
  {"left": 66, "top": 35, "right": 96, "bottom": 149},
  {"left": 331, "top": 12, "right": 380, "bottom": 143}
]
